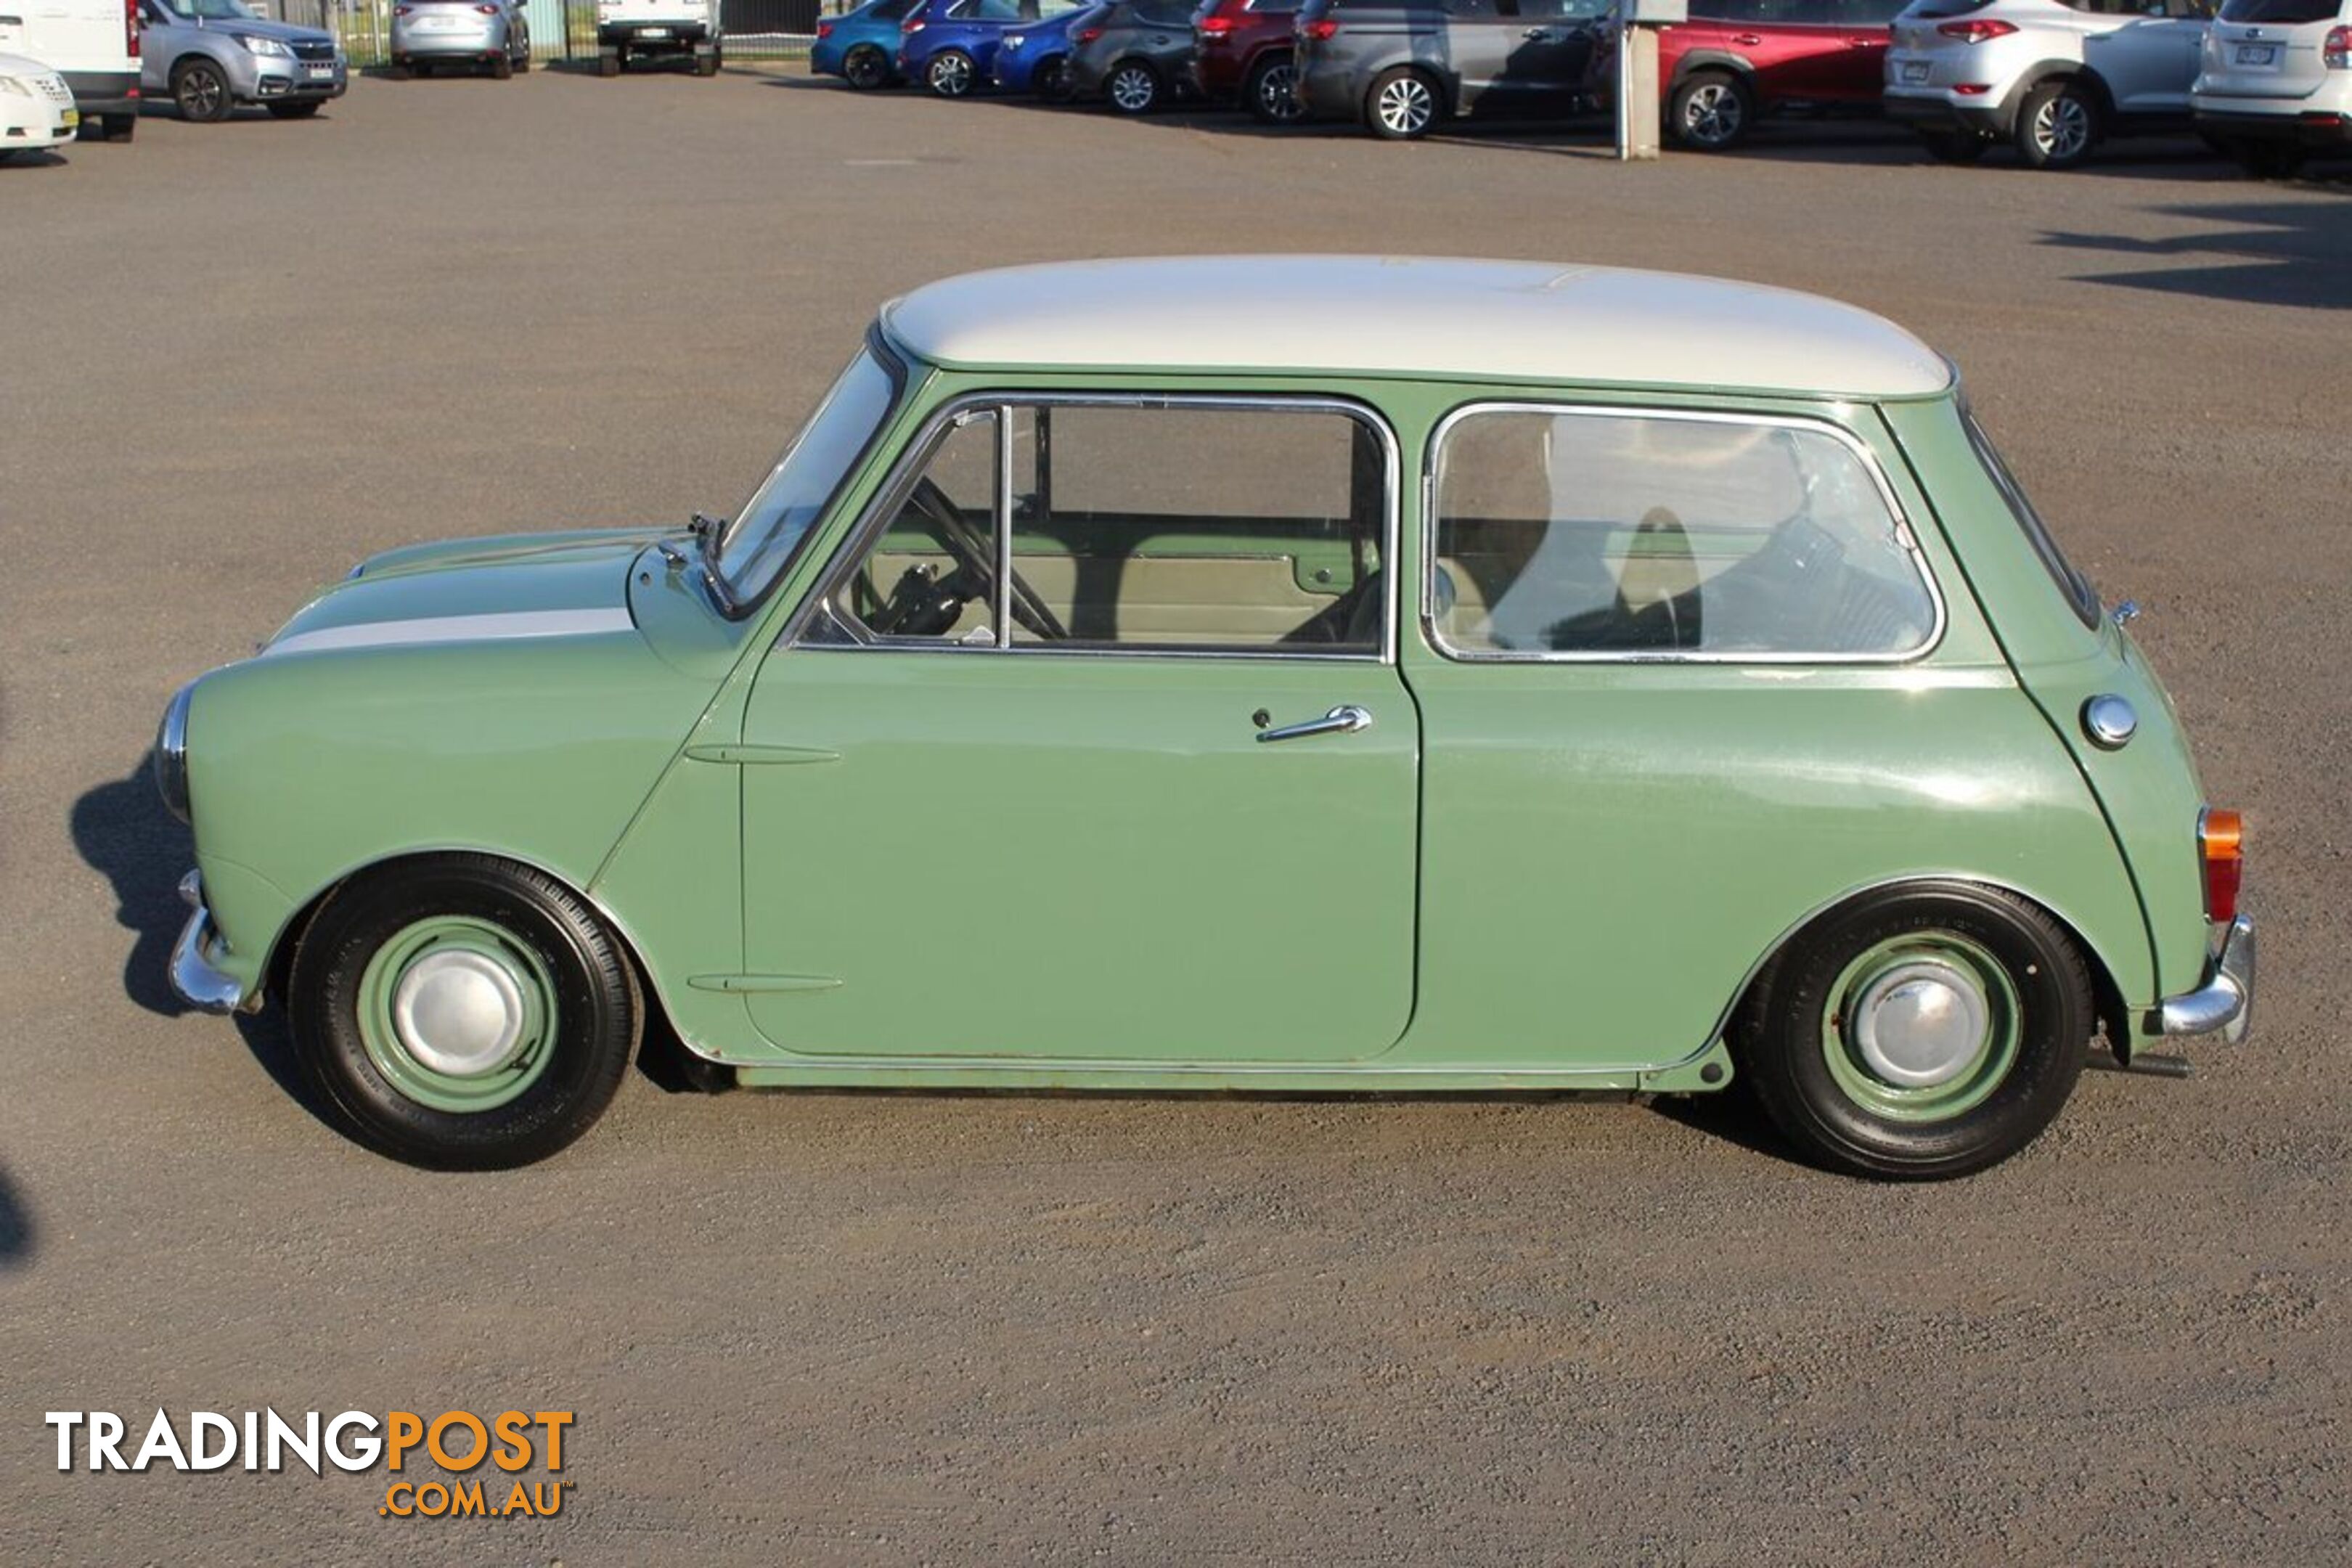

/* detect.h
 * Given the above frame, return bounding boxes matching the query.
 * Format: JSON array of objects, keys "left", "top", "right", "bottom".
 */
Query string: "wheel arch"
[
  {"left": 1669, "top": 50, "right": 1756, "bottom": 93},
  {"left": 2003, "top": 60, "right": 2112, "bottom": 129},
  {"left": 1718, "top": 873, "right": 2134, "bottom": 1062},
  {"left": 260, "top": 846, "right": 701, "bottom": 1071}
]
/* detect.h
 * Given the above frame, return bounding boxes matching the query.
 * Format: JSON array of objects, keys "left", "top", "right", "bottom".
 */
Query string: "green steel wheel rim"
[
  {"left": 1819, "top": 932, "right": 2020, "bottom": 1123},
  {"left": 354, "top": 915, "right": 560, "bottom": 1114}
]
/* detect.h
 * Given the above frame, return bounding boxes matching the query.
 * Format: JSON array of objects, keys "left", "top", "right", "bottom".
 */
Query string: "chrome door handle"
[{"left": 1257, "top": 704, "right": 1373, "bottom": 743}]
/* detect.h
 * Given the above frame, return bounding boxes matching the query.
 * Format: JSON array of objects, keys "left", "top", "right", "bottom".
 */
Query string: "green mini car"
[{"left": 157, "top": 256, "right": 2255, "bottom": 1177}]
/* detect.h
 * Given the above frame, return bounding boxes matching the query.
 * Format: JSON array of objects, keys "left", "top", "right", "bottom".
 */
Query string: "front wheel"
[
  {"left": 695, "top": 42, "right": 720, "bottom": 75},
  {"left": 173, "top": 59, "right": 234, "bottom": 123},
  {"left": 1363, "top": 65, "right": 1437, "bottom": 139},
  {"left": 490, "top": 49, "right": 515, "bottom": 79},
  {"left": 1669, "top": 69, "right": 1751, "bottom": 150},
  {"left": 926, "top": 47, "right": 976, "bottom": 96},
  {"left": 1246, "top": 51, "right": 1304, "bottom": 126},
  {"left": 1104, "top": 58, "right": 1160, "bottom": 113},
  {"left": 1731, "top": 881, "right": 2094, "bottom": 1180},
  {"left": 1034, "top": 54, "right": 1072, "bottom": 102},
  {"left": 2014, "top": 77, "right": 2098, "bottom": 169},
  {"left": 287, "top": 855, "right": 641, "bottom": 1169},
  {"left": 842, "top": 42, "right": 890, "bottom": 89}
]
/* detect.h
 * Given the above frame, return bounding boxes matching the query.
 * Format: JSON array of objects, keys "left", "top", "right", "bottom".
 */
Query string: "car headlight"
[
  {"left": 155, "top": 682, "right": 194, "bottom": 825},
  {"left": 240, "top": 33, "right": 293, "bottom": 56}
]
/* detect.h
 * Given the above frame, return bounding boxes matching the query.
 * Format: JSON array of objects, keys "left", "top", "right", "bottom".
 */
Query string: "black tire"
[
  {"left": 99, "top": 111, "right": 137, "bottom": 139},
  {"left": 1103, "top": 57, "right": 1161, "bottom": 114},
  {"left": 1034, "top": 54, "right": 1071, "bottom": 102},
  {"left": 925, "top": 46, "right": 977, "bottom": 97},
  {"left": 1732, "top": 881, "right": 2094, "bottom": 1180},
  {"left": 843, "top": 42, "right": 891, "bottom": 89},
  {"left": 695, "top": 44, "right": 719, "bottom": 75},
  {"left": 287, "top": 854, "right": 641, "bottom": 1169},
  {"left": 2014, "top": 76, "right": 2099, "bottom": 170},
  {"left": 2227, "top": 139, "right": 2306, "bottom": 179},
  {"left": 389, "top": 60, "right": 412, "bottom": 80},
  {"left": 490, "top": 49, "right": 514, "bottom": 80},
  {"left": 515, "top": 36, "right": 532, "bottom": 72},
  {"left": 173, "top": 58, "right": 234, "bottom": 123},
  {"left": 1363, "top": 64, "right": 1437, "bottom": 139},
  {"left": 1245, "top": 50, "right": 1304, "bottom": 126},
  {"left": 1919, "top": 128, "right": 1986, "bottom": 164},
  {"left": 597, "top": 46, "right": 621, "bottom": 75},
  {"left": 265, "top": 99, "right": 323, "bottom": 118},
  {"left": 1668, "top": 68, "right": 1752, "bottom": 150}
]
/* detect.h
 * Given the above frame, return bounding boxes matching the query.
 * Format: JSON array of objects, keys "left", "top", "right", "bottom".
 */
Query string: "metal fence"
[{"left": 256, "top": 0, "right": 828, "bottom": 65}]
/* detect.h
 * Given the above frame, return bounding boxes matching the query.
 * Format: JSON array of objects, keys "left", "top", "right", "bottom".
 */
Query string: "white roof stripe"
[
  {"left": 883, "top": 256, "right": 1953, "bottom": 399},
  {"left": 265, "top": 608, "right": 635, "bottom": 658}
]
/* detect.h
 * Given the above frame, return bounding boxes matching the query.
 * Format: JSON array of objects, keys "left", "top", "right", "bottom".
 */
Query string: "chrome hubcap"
[
  {"left": 391, "top": 948, "right": 529, "bottom": 1078},
  {"left": 1377, "top": 78, "right": 1432, "bottom": 134},
  {"left": 2035, "top": 97, "right": 2088, "bottom": 158},
  {"left": 932, "top": 54, "right": 969, "bottom": 92},
  {"left": 1850, "top": 960, "right": 1989, "bottom": 1089},
  {"left": 1111, "top": 67, "right": 1152, "bottom": 109}
]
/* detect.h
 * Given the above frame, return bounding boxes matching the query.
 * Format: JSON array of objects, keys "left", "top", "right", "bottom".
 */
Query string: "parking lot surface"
[{"left": 1, "top": 68, "right": 2347, "bottom": 1565}]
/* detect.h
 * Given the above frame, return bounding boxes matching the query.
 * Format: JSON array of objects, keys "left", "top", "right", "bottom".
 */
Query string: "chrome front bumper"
[
  {"left": 170, "top": 871, "right": 255, "bottom": 1016},
  {"left": 2157, "top": 914, "right": 2255, "bottom": 1044}
]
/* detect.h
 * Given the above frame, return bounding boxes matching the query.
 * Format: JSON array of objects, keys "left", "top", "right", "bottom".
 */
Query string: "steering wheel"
[{"left": 907, "top": 478, "right": 1069, "bottom": 642}]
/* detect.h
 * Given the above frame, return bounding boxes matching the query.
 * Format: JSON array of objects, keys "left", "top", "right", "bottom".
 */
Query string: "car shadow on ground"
[
  {"left": 0, "top": 149, "right": 70, "bottom": 169},
  {"left": 2042, "top": 197, "right": 2352, "bottom": 309},
  {"left": 70, "top": 759, "right": 195, "bottom": 1019},
  {"left": 0, "top": 1164, "right": 33, "bottom": 1270}
]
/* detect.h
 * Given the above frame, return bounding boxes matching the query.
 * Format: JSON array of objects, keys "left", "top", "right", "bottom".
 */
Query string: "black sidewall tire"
[
  {"left": 1245, "top": 52, "right": 1301, "bottom": 125},
  {"left": 289, "top": 857, "right": 639, "bottom": 1170},
  {"left": 176, "top": 61, "right": 232, "bottom": 123},
  {"left": 844, "top": 44, "right": 887, "bottom": 88},
  {"left": 1736, "top": 883, "right": 2091, "bottom": 1180},
  {"left": 1035, "top": 54, "right": 1070, "bottom": 101}
]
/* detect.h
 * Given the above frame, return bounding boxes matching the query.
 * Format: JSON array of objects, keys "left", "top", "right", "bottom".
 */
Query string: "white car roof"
[
  {"left": 0, "top": 52, "right": 64, "bottom": 77},
  {"left": 881, "top": 256, "right": 1953, "bottom": 399}
]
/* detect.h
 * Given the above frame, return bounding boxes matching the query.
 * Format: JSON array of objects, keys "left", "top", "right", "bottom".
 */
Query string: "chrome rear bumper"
[
  {"left": 169, "top": 871, "right": 255, "bottom": 1016},
  {"left": 2157, "top": 914, "right": 2255, "bottom": 1044}
]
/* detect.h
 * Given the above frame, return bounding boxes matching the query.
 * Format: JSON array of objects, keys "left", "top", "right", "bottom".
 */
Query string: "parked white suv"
[
  {"left": 1885, "top": 0, "right": 2213, "bottom": 168},
  {"left": 2194, "top": 0, "right": 2351, "bottom": 173}
]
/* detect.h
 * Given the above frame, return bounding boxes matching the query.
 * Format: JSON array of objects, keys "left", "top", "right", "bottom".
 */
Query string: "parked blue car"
[
  {"left": 898, "top": 0, "right": 1085, "bottom": 97},
  {"left": 989, "top": 1, "right": 1103, "bottom": 98},
  {"left": 811, "top": 0, "right": 915, "bottom": 89}
]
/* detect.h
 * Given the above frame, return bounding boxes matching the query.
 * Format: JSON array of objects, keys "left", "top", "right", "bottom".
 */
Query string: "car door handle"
[
  {"left": 1729, "top": 31, "right": 1763, "bottom": 44},
  {"left": 1522, "top": 26, "right": 1553, "bottom": 38},
  {"left": 1257, "top": 704, "right": 1373, "bottom": 743}
]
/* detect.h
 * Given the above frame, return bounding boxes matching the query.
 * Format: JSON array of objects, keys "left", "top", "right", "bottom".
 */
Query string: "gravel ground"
[{"left": 0, "top": 66, "right": 2345, "bottom": 1566}]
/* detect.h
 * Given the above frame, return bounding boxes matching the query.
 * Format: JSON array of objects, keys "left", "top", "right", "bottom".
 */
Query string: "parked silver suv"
[
  {"left": 1885, "top": 0, "right": 2213, "bottom": 168},
  {"left": 2194, "top": 0, "right": 2352, "bottom": 174},
  {"left": 135, "top": 0, "right": 347, "bottom": 122}
]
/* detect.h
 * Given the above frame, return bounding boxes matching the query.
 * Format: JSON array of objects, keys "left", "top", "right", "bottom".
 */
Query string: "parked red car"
[
  {"left": 1590, "top": 0, "right": 1905, "bottom": 150},
  {"left": 1190, "top": 0, "right": 1307, "bottom": 122}
]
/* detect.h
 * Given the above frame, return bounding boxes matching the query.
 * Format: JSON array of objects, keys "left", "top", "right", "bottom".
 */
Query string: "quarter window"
[{"left": 1429, "top": 407, "right": 1937, "bottom": 659}]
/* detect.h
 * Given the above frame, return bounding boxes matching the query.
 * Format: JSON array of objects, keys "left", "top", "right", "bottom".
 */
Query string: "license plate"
[
  {"left": 2234, "top": 42, "right": 2276, "bottom": 65},
  {"left": 422, "top": 15, "right": 461, "bottom": 28},
  {"left": 1900, "top": 60, "right": 1930, "bottom": 83},
  {"left": 639, "top": 26, "right": 669, "bottom": 36},
  {"left": 306, "top": 62, "right": 335, "bottom": 75},
  {"left": 60, "top": 107, "right": 78, "bottom": 128}
]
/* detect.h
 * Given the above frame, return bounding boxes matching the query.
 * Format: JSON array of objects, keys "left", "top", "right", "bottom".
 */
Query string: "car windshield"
[
  {"left": 161, "top": 0, "right": 260, "bottom": 18},
  {"left": 715, "top": 349, "right": 902, "bottom": 611}
]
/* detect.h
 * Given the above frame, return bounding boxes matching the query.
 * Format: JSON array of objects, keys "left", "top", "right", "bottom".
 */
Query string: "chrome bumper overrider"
[
  {"left": 169, "top": 871, "right": 253, "bottom": 1016},
  {"left": 2157, "top": 914, "right": 2255, "bottom": 1044}
]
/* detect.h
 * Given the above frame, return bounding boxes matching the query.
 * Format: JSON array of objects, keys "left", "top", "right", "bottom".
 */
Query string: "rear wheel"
[
  {"left": 265, "top": 99, "right": 323, "bottom": 118},
  {"left": 490, "top": 49, "right": 514, "bottom": 79},
  {"left": 1034, "top": 53, "right": 1072, "bottom": 101},
  {"left": 1919, "top": 128, "right": 1986, "bottom": 164},
  {"left": 1732, "top": 881, "right": 2094, "bottom": 1180},
  {"left": 2014, "top": 77, "right": 2098, "bottom": 169},
  {"left": 1246, "top": 50, "right": 1304, "bottom": 126},
  {"left": 926, "top": 46, "right": 977, "bottom": 97},
  {"left": 173, "top": 58, "right": 233, "bottom": 123},
  {"left": 843, "top": 41, "right": 890, "bottom": 88},
  {"left": 288, "top": 855, "right": 641, "bottom": 1169},
  {"left": 695, "top": 42, "right": 720, "bottom": 75},
  {"left": 1669, "top": 68, "right": 1751, "bottom": 150},
  {"left": 1364, "top": 65, "right": 1437, "bottom": 139},
  {"left": 2226, "top": 138, "right": 2306, "bottom": 179},
  {"left": 1105, "top": 57, "right": 1161, "bottom": 113},
  {"left": 389, "top": 58, "right": 412, "bottom": 79}
]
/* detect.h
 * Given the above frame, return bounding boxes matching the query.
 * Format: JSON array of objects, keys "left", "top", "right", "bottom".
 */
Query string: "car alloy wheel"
[
  {"left": 928, "top": 48, "right": 974, "bottom": 96},
  {"left": 1371, "top": 70, "right": 1434, "bottom": 137},
  {"left": 1108, "top": 61, "right": 1157, "bottom": 113},
  {"left": 2030, "top": 94, "right": 2089, "bottom": 164},
  {"left": 1676, "top": 79, "right": 1744, "bottom": 149},
  {"left": 173, "top": 60, "right": 230, "bottom": 123},
  {"left": 844, "top": 43, "right": 889, "bottom": 88},
  {"left": 1250, "top": 57, "right": 1303, "bottom": 124}
]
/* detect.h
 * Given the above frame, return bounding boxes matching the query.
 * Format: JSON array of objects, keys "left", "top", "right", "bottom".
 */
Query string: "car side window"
[
  {"left": 1003, "top": 402, "right": 1389, "bottom": 653},
  {"left": 827, "top": 410, "right": 1003, "bottom": 645},
  {"left": 1429, "top": 408, "right": 1937, "bottom": 660}
]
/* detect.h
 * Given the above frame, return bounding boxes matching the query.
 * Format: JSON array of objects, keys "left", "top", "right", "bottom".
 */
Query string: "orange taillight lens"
[{"left": 2200, "top": 808, "right": 2243, "bottom": 926}]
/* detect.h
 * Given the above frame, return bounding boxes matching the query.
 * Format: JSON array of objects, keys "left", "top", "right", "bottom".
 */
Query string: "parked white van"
[{"left": 0, "top": 0, "right": 139, "bottom": 139}]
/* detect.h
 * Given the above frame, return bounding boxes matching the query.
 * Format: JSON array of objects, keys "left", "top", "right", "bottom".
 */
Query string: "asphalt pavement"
[{"left": 1, "top": 65, "right": 2347, "bottom": 1564}]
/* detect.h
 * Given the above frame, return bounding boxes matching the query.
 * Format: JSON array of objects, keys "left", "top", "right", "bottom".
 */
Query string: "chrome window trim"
[
  {"left": 785, "top": 390, "right": 1402, "bottom": 666},
  {"left": 1420, "top": 401, "right": 1948, "bottom": 667}
]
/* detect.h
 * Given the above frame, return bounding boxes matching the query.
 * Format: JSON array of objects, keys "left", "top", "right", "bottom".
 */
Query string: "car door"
[
  {"left": 1438, "top": 0, "right": 1514, "bottom": 110},
  {"left": 1819, "top": 0, "right": 1903, "bottom": 102},
  {"left": 1737, "top": 0, "right": 1855, "bottom": 103},
  {"left": 1497, "top": 0, "right": 1601, "bottom": 103},
  {"left": 735, "top": 392, "right": 1418, "bottom": 1064}
]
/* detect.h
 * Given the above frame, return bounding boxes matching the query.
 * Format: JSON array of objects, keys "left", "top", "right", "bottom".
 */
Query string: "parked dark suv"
[
  {"left": 1191, "top": 0, "right": 1309, "bottom": 121},
  {"left": 1294, "top": 0, "right": 1608, "bottom": 138},
  {"left": 1586, "top": 0, "right": 1907, "bottom": 150},
  {"left": 1069, "top": 0, "right": 1204, "bottom": 108}
]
